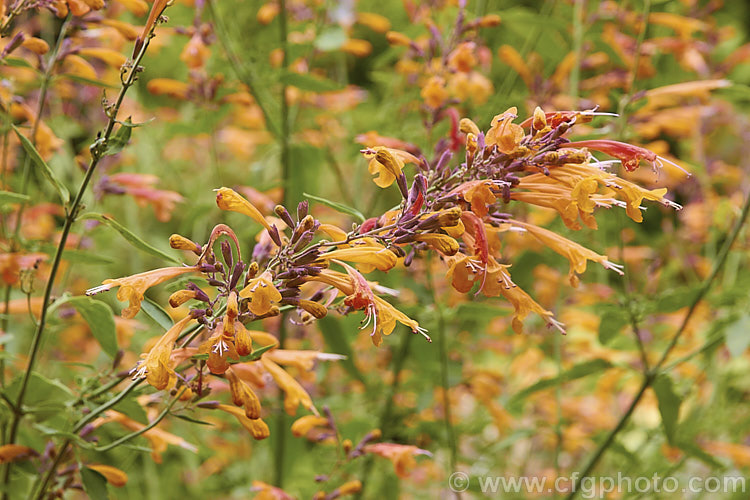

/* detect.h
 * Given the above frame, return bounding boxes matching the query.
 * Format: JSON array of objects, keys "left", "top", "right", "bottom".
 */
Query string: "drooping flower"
[
  {"left": 214, "top": 404, "right": 270, "bottom": 440},
  {"left": 363, "top": 443, "right": 432, "bottom": 479},
  {"left": 510, "top": 220, "right": 624, "bottom": 285},
  {"left": 87, "top": 266, "right": 198, "bottom": 319},
  {"left": 360, "top": 146, "right": 420, "bottom": 189},
  {"left": 260, "top": 356, "right": 316, "bottom": 416},
  {"left": 132, "top": 316, "right": 194, "bottom": 390}
]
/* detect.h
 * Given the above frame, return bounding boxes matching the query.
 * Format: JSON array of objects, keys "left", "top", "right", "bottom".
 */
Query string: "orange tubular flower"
[
  {"left": 239, "top": 271, "right": 282, "bottom": 316},
  {"left": 310, "top": 267, "right": 429, "bottom": 347},
  {"left": 361, "top": 146, "right": 420, "bottom": 188},
  {"left": 319, "top": 241, "right": 398, "bottom": 272},
  {"left": 132, "top": 316, "right": 194, "bottom": 390},
  {"left": 215, "top": 187, "right": 273, "bottom": 232},
  {"left": 260, "top": 356, "right": 316, "bottom": 416},
  {"left": 485, "top": 106, "right": 525, "bottom": 153},
  {"left": 510, "top": 220, "right": 624, "bottom": 285},
  {"left": 87, "top": 266, "right": 198, "bottom": 318},
  {"left": 215, "top": 404, "right": 270, "bottom": 440},
  {"left": 363, "top": 443, "right": 432, "bottom": 479}
]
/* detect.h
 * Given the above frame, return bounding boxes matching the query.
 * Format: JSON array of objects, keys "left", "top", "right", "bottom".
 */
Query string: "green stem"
[
  {"left": 566, "top": 186, "right": 750, "bottom": 498},
  {"left": 0, "top": 14, "right": 71, "bottom": 396},
  {"left": 357, "top": 329, "right": 413, "bottom": 499},
  {"left": 1, "top": 24, "right": 160, "bottom": 497},
  {"left": 93, "top": 388, "right": 185, "bottom": 452},
  {"left": 274, "top": 0, "right": 291, "bottom": 488},
  {"left": 427, "top": 264, "right": 458, "bottom": 476}
]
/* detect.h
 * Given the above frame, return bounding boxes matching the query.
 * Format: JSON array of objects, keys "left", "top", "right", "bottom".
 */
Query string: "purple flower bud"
[{"left": 297, "top": 200, "right": 309, "bottom": 220}]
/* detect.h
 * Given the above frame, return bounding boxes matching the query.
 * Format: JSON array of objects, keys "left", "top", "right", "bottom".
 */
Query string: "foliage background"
[{"left": 2, "top": 0, "right": 750, "bottom": 498}]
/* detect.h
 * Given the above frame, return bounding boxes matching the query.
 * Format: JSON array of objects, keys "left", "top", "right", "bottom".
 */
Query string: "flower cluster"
[{"left": 88, "top": 104, "right": 684, "bottom": 442}]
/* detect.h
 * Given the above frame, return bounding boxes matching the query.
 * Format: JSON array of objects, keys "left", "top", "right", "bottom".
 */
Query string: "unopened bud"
[{"left": 170, "top": 234, "right": 201, "bottom": 254}]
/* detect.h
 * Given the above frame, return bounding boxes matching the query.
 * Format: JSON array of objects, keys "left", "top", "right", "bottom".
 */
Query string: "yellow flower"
[
  {"left": 239, "top": 271, "right": 282, "bottom": 316},
  {"left": 88, "top": 266, "right": 197, "bottom": 319},
  {"left": 215, "top": 187, "right": 273, "bottom": 231},
  {"left": 413, "top": 233, "right": 459, "bottom": 255},
  {"left": 261, "top": 357, "right": 315, "bottom": 415},
  {"left": 421, "top": 76, "right": 449, "bottom": 109},
  {"left": 361, "top": 146, "right": 419, "bottom": 188},
  {"left": 291, "top": 415, "right": 330, "bottom": 437},
  {"left": 133, "top": 316, "right": 193, "bottom": 390},
  {"left": 363, "top": 443, "right": 432, "bottom": 479},
  {"left": 86, "top": 464, "right": 128, "bottom": 487},
  {"left": 485, "top": 106, "right": 524, "bottom": 154},
  {"left": 216, "top": 404, "right": 270, "bottom": 440},
  {"left": 226, "top": 367, "right": 261, "bottom": 419},
  {"left": 310, "top": 267, "right": 429, "bottom": 347},
  {"left": 511, "top": 220, "right": 623, "bottom": 285},
  {"left": 320, "top": 241, "right": 398, "bottom": 272}
]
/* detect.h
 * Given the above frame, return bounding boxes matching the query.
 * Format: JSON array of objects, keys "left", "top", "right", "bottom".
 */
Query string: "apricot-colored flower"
[
  {"left": 88, "top": 266, "right": 198, "bottom": 318},
  {"left": 132, "top": 316, "right": 193, "bottom": 390},
  {"left": 215, "top": 404, "right": 270, "bottom": 440},
  {"left": 226, "top": 367, "right": 261, "bottom": 419},
  {"left": 363, "top": 443, "right": 432, "bottom": 479},
  {"left": 86, "top": 464, "right": 128, "bottom": 487},
  {"left": 239, "top": 271, "right": 282, "bottom": 316},
  {"left": 361, "top": 146, "right": 420, "bottom": 188},
  {"left": 511, "top": 220, "right": 624, "bottom": 285},
  {"left": 421, "top": 76, "right": 449, "bottom": 108},
  {"left": 486, "top": 107, "right": 525, "bottom": 154},
  {"left": 320, "top": 241, "right": 398, "bottom": 272},
  {"left": 260, "top": 357, "right": 315, "bottom": 415},
  {"left": 215, "top": 187, "right": 273, "bottom": 231},
  {"left": 92, "top": 410, "right": 197, "bottom": 463}
]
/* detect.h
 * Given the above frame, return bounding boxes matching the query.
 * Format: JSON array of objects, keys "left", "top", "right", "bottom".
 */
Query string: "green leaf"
[
  {"left": 12, "top": 125, "right": 70, "bottom": 205},
  {"left": 113, "top": 397, "right": 149, "bottom": 426},
  {"left": 141, "top": 296, "right": 174, "bottom": 330},
  {"left": 2, "top": 57, "right": 35, "bottom": 69},
  {"left": 725, "top": 315, "right": 750, "bottom": 358},
  {"left": 653, "top": 374, "right": 681, "bottom": 445},
  {"left": 56, "top": 73, "right": 118, "bottom": 88},
  {"left": 173, "top": 414, "right": 214, "bottom": 426},
  {"left": 103, "top": 118, "right": 133, "bottom": 156},
  {"left": 314, "top": 27, "right": 347, "bottom": 51},
  {"left": 67, "top": 296, "right": 118, "bottom": 358},
  {"left": 81, "top": 466, "right": 109, "bottom": 500},
  {"left": 304, "top": 192, "right": 366, "bottom": 223},
  {"left": 246, "top": 343, "right": 276, "bottom": 361},
  {"left": 598, "top": 309, "right": 628, "bottom": 345},
  {"left": 0, "top": 191, "right": 31, "bottom": 205},
  {"left": 508, "top": 359, "right": 611, "bottom": 407},
  {"left": 80, "top": 213, "right": 180, "bottom": 263},
  {"left": 279, "top": 71, "right": 343, "bottom": 92}
]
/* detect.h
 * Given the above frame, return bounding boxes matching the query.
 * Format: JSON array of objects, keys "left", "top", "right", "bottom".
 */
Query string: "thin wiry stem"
[
  {"left": 357, "top": 328, "right": 414, "bottom": 499},
  {"left": 1, "top": 21, "right": 161, "bottom": 497},
  {"left": 566, "top": 185, "right": 750, "bottom": 498},
  {"left": 427, "top": 262, "right": 458, "bottom": 480},
  {"left": 274, "top": 0, "right": 291, "bottom": 487},
  {"left": 0, "top": 14, "right": 72, "bottom": 395}
]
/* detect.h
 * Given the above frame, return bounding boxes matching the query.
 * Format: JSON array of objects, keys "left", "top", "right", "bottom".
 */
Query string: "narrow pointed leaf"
[
  {"left": 80, "top": 213, "right": 180, "bottom": 263},
  {"left": 12, "top": 125, "right": 70, "bottom": 205}
]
